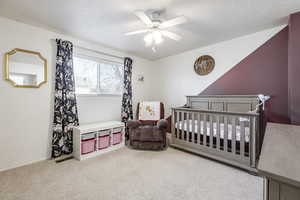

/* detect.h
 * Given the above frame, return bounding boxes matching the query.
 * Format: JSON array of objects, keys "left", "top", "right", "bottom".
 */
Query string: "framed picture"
[{"left": 194, "top": 55, "right": 215, "bottom": 75}]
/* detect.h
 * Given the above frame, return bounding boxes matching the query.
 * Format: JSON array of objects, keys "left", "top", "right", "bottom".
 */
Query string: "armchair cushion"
[
  {"left": 127, "top": 120, "right": 142, "bottom": 129},
  {"left": 139, "top": 126, "right": 164, "bottom": 142}
]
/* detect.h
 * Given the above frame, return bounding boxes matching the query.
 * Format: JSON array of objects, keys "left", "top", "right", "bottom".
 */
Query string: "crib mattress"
[{"left": 175, "top": 120, "right": 250, "bottom": 142}]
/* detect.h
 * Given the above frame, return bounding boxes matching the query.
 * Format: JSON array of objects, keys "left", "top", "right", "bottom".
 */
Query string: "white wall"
[
  {"left": 0, "top": 16, "right": 154, "bottom": 171},
  {"left": 151, "top": 25, "right": 286, "bottom": 116}
]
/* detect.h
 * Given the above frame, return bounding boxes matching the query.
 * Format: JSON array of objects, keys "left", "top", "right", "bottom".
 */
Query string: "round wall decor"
[{"left": 194, "top": 55, "right": 215, "bottom": 75}]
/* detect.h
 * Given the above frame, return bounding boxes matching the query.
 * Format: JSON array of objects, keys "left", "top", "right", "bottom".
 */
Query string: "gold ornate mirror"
[{"left": 4, "top": 48, "right": 47, "bottom": 88}]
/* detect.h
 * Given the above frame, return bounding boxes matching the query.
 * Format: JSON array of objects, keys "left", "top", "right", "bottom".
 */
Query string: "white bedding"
[{"left": 175, "top": 120, "right": 250, "bottom": 142}]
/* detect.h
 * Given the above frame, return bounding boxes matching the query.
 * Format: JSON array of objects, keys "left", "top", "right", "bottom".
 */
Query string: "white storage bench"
[{"left": 73, "top": 121, "right": 125, "bottom": 161}]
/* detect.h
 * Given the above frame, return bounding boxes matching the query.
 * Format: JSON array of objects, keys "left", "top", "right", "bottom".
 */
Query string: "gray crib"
[{"left": 171, "top": 95, "right": 263, "bottom": 172}]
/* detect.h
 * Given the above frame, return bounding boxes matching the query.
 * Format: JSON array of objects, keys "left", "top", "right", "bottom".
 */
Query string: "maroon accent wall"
[
  {"left": 201, "top": 27, "right": 289, "bottom": 123},
  {"left": 288, "top": 12, "right": 300, "bottom": 125}
]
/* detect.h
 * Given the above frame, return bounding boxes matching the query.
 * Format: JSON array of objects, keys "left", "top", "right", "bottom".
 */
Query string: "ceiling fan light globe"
[
  {"left": 154, "top": 35, "right": 163, "bottom": 44},
  {"left": 152, "top": 30, "right": 162, "bottom": 37},
  {"left": 145, "top": 40, "right": 153, "bottom": 47},
  {"left": 144, "top": 33, "right": 153, "bottom": 46},
  {"left": 152, "top": 30, "right": 163, "bottom": 44}
]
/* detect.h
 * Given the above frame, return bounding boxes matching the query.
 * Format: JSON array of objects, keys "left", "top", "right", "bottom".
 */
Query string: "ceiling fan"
[{"left": 125, "top": 10, "right": 187, "bottom": 52}]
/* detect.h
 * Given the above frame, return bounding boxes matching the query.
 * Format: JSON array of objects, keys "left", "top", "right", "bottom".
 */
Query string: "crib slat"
[
  {"left": 180, "top": 111, "right": 184, "bottom": 140},
  {"left": 197, "top": 112, "right": 201, "bottom": 144},
  {"left": 191, "top": 112, "right": 195, "bottom": 143},
  {"left": 209, "top": 114, "right": 213, "bottom": 148},
  {"left": 250, "top": 116, "right": 256, "bottom": 167},
  {"left": 240, "top": 119, "right": 245, "bottom": 157},
  {"left": 186, "top": 112, "right": 190, "bottom": 142},
  {"left": 177, "top": 111, "right": 180, "bottom": 139},
  {"left": 224, "top": 116, "right": 228, "bottom": 152},
  {"left": 172, "top": 110, "right": 176, "bottom": 139},
  {"left": 203, "top": 113, "right": 207, "bottom": 146},
  {"left": 216, "top": 115, "right": 220, "bottom": 150},
  {"left": 176, "top": 111, "right": 179, "bottom": 138},
  {"left": 176, "top": 111, "right": 180, "bottom": 139},
  {"left": 231, "top": 116, "right": 236, "bottom": 154}
]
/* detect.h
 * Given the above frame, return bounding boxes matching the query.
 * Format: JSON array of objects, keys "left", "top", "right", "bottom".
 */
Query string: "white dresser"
[{"left": 73, "top": 121, "right": 125, "bottom": 161}]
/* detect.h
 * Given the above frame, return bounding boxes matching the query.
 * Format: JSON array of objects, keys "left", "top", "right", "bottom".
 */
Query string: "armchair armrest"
[
  {"left": 157, "top": 119, "right": 168, "bottom": 130},
  {"left": 127, "top": 120, "right": 142, "bottom": 129}
]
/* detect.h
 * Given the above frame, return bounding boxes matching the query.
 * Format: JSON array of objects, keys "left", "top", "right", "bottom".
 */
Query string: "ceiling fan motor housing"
[
  {"left": 151, "top": 10, "right": 162, "bottom": 19},
  {"left": 150, "top": 11, "right": 163, "bottom": 27},
  {"left": 152, "top": 20, "right": 161, "bottom": 28}
]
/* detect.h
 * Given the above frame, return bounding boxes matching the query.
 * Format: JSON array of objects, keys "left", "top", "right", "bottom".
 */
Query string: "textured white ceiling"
[{"left": 0, "top": 0, "right": 300, "bottom": 60}]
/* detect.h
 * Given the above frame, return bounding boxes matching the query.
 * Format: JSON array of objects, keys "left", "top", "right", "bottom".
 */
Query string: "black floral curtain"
[
  {"left": 52, "top": 39, "right": 79, "bottom": 158},
  {"left": 121, "top": 57, "right": 133, "bottom": 125}
]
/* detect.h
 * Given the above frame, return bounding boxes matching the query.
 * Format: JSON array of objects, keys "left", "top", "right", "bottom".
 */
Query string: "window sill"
[{"left": 76, "top": 93, "right": 122, "bottom": 97}]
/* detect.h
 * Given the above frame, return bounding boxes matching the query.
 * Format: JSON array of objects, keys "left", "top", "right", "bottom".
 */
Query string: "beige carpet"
[{"left": 0, "top": 147, "right": 263, "bottom": 200}]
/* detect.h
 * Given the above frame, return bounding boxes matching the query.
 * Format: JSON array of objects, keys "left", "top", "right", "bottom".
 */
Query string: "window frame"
[{"left": 73, "top": 54, "right": 124, "bottom": 97}]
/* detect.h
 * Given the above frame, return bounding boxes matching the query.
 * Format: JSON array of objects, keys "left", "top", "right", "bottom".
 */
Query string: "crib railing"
[{"left": 171, "top": 107, "right": 260, "bottom": 171}]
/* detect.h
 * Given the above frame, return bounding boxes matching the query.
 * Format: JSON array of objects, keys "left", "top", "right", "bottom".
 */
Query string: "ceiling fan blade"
[
  {"left": 161, "top": 31, "right": 182, "bottom": 41},
  {"left": 125, "top": 29, "right": 150, "bottom": 36},
  {"left": 134, "top": 11, "right": 153, "bottom": 26},
  {"left": 159, "top": 16, "right": 187, "bottom": 29}
]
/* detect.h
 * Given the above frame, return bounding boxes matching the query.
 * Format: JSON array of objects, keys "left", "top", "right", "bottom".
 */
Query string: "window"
[{"left": 73, "top": 56, "right": 123, "bottom": 95}]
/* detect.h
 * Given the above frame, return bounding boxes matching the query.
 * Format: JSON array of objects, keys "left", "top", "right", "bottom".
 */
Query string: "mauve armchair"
[{"left": 127, "top": 102, "right": 168, "bottom": 150}]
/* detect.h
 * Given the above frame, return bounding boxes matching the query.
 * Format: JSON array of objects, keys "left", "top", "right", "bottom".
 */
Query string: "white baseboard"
[{"left": 0, "top": 156, "right": 50, "bottom": 173}]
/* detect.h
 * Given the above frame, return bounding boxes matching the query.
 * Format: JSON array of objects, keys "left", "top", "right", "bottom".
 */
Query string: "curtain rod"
[
  {"left": 51, "top": 39, "right": 125, "bottom": 60},
  {"left": 75, "top": 53, "right": 124, "bottom": 65},
  {"left": 74, "top": 45, "right": 125, "bottom": 60}
]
